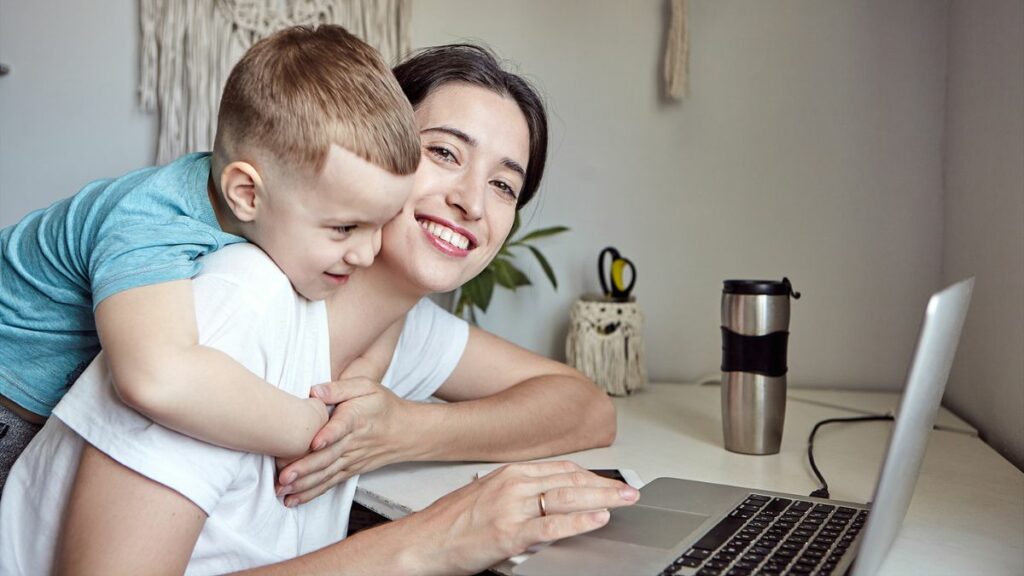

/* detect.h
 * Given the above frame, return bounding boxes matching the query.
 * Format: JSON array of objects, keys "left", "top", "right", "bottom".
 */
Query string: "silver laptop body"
[{"left": 515, "top": 278, "right": 973, "bottom": 576}]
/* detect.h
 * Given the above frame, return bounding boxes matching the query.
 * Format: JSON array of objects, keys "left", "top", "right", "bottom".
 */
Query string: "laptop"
[{"left": 515, "top": 278, "right": 974, "bottom": 576}]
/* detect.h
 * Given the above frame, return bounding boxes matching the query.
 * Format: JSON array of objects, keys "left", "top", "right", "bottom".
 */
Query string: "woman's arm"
[
  {"left": 61, "top": 444, "right": 637, "bottom": 576},
  {"left": 278, "top": 325, "right": 615, "bottom": 505},
  {"left": 251, "top": 461, "right": 636, "bottom": 576}
]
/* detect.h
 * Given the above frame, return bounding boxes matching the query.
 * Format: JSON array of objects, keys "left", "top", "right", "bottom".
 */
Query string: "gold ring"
[{"left": 538, "top": 492, "right": 548, "bottom": 517}]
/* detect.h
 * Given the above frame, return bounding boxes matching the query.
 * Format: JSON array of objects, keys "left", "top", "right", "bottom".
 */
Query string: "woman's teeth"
[{"left": 420, "top": 220, "right": 470, "bottom": 250}]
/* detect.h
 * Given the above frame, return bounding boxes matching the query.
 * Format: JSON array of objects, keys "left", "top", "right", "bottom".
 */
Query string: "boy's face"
[{"left": 249, "top": 144, "right": 412, "bottom": 301}]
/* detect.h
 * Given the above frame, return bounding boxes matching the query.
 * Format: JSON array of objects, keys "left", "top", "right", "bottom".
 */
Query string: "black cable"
[{"left": 807, "top": 414, "right": 894, "bottom": 499}]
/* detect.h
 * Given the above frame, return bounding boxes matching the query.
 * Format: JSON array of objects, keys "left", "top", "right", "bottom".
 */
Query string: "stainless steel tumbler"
[{"left": 721, "top": 278, "right": 800, "bottom": 455}]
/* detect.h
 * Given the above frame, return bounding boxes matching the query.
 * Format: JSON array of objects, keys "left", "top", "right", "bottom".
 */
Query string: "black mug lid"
[{"left": 723, "top": 277, "right": 801, "bottom": 299}]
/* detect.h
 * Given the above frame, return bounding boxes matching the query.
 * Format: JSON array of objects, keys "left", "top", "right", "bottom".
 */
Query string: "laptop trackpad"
[{"left": 586, "top": 505, "right": 709, "bottom": 550}]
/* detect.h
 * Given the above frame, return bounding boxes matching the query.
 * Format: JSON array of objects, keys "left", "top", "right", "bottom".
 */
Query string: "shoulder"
[
  {"left": 195, "top": 244, "right": 295, "bottom": 307},
  {"left": 384, "top": 299, "right": 469, "bottom": 400}
]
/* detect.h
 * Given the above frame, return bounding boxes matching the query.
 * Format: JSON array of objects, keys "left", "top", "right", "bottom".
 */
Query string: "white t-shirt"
[{"left": 0, "top": 244, "right": 468, "bottom": 575}]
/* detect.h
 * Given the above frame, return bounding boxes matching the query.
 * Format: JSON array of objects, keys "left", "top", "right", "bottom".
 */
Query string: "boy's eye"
[{"left": 334, "top": 225, "right": 357, "bottom": 234}]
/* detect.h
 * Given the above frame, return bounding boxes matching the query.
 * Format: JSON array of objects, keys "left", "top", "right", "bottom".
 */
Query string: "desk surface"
[{"left": 356, "top": 383, "right": 1024, "bottom": 575}]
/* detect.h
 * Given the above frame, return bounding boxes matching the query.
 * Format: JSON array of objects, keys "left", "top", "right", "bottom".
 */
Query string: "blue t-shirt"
[{"left": 0, "top": 153, "right": 245, "bottom": 417}]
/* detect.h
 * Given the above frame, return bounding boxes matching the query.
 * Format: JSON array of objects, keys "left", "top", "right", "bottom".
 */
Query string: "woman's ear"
[{"left": 219, "top": 161, "right": 264, "bottom": 222}]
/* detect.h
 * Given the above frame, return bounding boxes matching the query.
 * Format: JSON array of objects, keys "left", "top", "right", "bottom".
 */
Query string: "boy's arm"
[
  {"left": 95, "top": 279, "right": 327, "bottom": 458},
  {"left": 277, "top": 325, "right": 616, "bottom": 505}
]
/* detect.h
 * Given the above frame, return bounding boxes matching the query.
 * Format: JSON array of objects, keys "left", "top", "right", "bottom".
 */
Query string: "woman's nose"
[{"left": 446, "top": 175, "right": 485, "bottom": 221}]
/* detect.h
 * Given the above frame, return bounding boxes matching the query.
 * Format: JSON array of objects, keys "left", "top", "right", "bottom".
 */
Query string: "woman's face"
[{"left": 379, "top": 82, "right": 531, "bottom": 294}]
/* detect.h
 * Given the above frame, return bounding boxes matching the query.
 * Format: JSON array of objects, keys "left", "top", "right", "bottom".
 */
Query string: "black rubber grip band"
[{"left": 720, "top": 328, "right": 789, "bottom": 377}]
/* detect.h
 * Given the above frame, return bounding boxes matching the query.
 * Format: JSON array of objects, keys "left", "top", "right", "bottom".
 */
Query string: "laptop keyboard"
[{"left": 658, "top": 494, "right": 869, "bottom": 576}]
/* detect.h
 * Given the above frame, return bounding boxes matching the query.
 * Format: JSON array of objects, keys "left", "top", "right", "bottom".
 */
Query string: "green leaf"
[
  {"left": 469, "top": 268, "right": 496, "bottom": 312},
  {"left": 512, "top": 226, "right": 570, "bottom": 245},
  {"left": 492, "top": 258, "right": 532, "bottom": 290},
  {"left": 527, "top": 245, "right": 558, "bottom": 289}
]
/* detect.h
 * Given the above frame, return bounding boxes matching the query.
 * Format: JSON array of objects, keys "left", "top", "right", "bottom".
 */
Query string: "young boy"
[{"left": 0, "top": 24, "right": 419, "bottom": 491}]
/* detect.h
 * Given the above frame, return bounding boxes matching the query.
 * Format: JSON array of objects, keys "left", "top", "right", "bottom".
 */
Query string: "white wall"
[
  {"left": 412, "top": 0, "right": 949, "bottom": 390},
  {"left": 0, "top": 0, "right": 158, "bottom": 227},
  {"left": 2, "top": 2, "right": 1018, "bottom": 465},
  {"left": 942, "top": 0, "right": 1024, "bottom": 469}
]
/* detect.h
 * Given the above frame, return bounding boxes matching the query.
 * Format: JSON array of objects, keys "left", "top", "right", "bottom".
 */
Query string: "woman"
[
  {"left": 12, "top": 45, "right": 634, "bottom": 574},
  {"left": 273, "top": 45, "right": 617, "bottom": 505}
]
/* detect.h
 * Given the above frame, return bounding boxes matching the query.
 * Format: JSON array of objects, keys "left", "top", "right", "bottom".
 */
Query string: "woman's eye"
[
  {"left": 492, "top": 180, "right": 519, "bottom": 201},
  {"left": 427, "top": 145, "right": 456, "bottom": 163}
]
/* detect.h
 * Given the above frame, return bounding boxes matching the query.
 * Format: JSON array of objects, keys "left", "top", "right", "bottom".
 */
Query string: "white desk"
[{"left": 355, "top": 383, "right": 1024, "bottom": 575}]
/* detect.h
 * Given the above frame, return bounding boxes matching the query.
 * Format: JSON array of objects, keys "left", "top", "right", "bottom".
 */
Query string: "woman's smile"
[{"left": 417, "top": 215, "right": 476, "bottom": 255}]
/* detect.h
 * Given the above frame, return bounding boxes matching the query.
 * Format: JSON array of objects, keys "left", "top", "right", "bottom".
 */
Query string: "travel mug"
[{"left": 721, "top": 278, "right": 800, "bottom": 455}]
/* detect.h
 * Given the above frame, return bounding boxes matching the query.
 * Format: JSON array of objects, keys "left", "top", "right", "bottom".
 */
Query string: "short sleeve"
[
  {"left": 382, "top": 298, "right": 469, "bottom": 401},
  {"left": 88, "top": 219, "right": 226, "bottom": 308}
]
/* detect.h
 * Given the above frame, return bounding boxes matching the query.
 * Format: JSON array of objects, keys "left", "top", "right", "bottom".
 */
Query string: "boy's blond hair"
[{"left": 214, "top": 24, "right": 419, "bottom": 178}]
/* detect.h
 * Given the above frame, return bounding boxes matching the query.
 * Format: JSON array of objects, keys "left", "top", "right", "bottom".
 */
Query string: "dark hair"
[{"left": 393, "top": 44, "right": 548, "bottom": 208}]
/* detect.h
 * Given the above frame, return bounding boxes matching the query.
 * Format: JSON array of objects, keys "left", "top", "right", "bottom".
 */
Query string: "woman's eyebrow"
[
  {"left": 422, "top": 125, "right": 526, "bottom": 178},
  {"left": 422, "top": 126, "right": 476, "bottom": 145},
  {"left": 502, "top": 159, "right": 526, "bottom": 179}
]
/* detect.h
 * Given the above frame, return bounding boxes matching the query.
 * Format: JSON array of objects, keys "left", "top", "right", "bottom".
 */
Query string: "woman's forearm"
[{"left": 410, "top": 374, "right": 616, "bottom": 462}]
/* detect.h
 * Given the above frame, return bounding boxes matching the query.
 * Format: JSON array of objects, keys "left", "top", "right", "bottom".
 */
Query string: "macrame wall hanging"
[
  {"left": 139, "top": 0, "right": 411, "bottom": 164},
  {"left": 663, "top": 0, "right": 689, "bottom": 100},
  {"left": 566, "top": 298, "right": 648, "bottom": 396}
]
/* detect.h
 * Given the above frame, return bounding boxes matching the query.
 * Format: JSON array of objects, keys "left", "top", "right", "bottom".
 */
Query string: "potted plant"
[{"left": 454, "top": 212, "right": 569, "bottom": 322}]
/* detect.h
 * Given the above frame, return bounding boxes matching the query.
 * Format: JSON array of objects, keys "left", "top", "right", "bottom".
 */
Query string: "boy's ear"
[{"left": 219, "top": 161, "right": 264, "bottom": 223}]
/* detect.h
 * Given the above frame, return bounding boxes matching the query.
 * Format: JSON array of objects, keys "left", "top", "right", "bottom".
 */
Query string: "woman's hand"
[
  {"left": 276, "top": 376, "right": 416, "bottom": 506},
  {"left": 412, "top": 461, "right": 640, "bottom": 575}
]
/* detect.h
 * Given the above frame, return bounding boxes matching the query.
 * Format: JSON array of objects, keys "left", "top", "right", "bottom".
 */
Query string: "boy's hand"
[{"left": 275, "top": 377, "right": 415, "bottom": 506}]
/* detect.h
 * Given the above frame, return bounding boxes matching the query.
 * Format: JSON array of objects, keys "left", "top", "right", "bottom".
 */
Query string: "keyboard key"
[
  {"left": 727, "top": 539, "right": 750, "bottom": 550},
  {"left": 775, "top": 548, "right": 797, "bottom": 559},
  {"left": 814, "top": 504, "right": 836, "bottom": 513},
  {"left": 791, "top": 501, "right": 813, "bottom": 511},
  {"left": 803, "top": 549, "right": 825, "bottom": 560},
  {"left": 697, "top": 568, "right": 722, "bottom": 576},
  {"left": 748, "top": 494, "right": 771, "bottom": 502},
  {"left": 743, "top": 498, "right": 767, "bottom": 508},
  {"left": 685, "top": 548, "right": 711, "bottom": 560},
  {"left": 692, "top": 515, "right": 746, "bottom": 551},
  {"left": 766, "top": 498, "right": 793, "bottom": 513}
]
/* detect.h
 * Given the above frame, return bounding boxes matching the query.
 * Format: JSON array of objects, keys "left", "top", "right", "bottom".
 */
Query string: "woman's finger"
[
  {"left": 490, "top": 460, "right": 584, "bottom": 480},
  {"left": 278, "top": 443, "right": 343, "bottom": 488},
  {"left": 526, "top": 484, "right": 638, "bottom": 517},
  {"left": 309, "top": 407, "right": 358, "bottom": 451},
  {"left": 530, "top": 468, "right": 631, "bottom": 494},
  {"left": 285, "top": 466, "right": 353, "bottom": 507},
  {"left": 518, "top": 510, "right": 612, "bottom": 549},
  {"left": 309, "top": 377, "right": 376, "bottom": 405}
]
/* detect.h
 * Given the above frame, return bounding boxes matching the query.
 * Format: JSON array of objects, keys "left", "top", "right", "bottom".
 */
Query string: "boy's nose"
[{"left": 343, "top": 235, "right": 376, "bottom": 269}]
